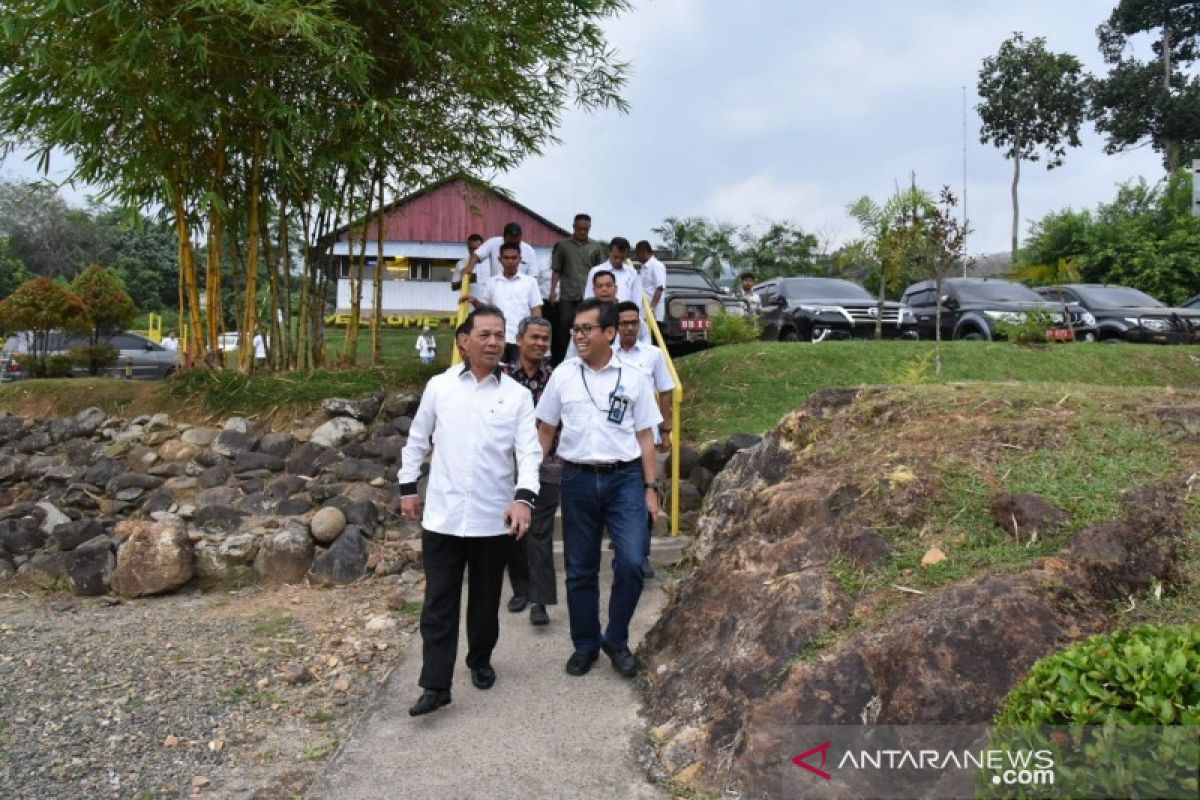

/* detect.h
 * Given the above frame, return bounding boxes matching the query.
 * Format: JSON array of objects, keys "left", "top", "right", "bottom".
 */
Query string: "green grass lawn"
[{"left": 674, "top": 340, "right": 1200, "bottom": 440}]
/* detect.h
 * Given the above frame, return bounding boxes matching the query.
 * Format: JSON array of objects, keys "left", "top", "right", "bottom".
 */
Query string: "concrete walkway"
[{"left": 306, "top": 541, "right": 682, "bottom": 800}]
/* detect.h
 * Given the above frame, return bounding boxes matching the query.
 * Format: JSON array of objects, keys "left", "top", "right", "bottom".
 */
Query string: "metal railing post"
[
  {"left": 451, "top": 273, "right": 472, "bottom": 367},
  {"left": 641, "top": 298, "right": 682, "bottom": 537}
]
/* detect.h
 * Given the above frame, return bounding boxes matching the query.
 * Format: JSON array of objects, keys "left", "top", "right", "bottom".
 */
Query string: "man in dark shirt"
[
  {"left": 549, "top": 213, "right": 605, "bottom": 366},
  {"left": 500, "top": 316, "right": 559, "bottom": 626}
]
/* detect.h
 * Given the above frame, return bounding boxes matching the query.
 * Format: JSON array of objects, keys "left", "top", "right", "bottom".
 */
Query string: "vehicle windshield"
[
  {"left": 953, "top": 281, "right": 1043, "bottom": 303},
  {"left": 668, "top": 271, "right": 718, "bottom": 291},
  {"left": 780, "top": 278, "right": 873, "bottom": 302},
  {"left": 1074, "top": 286, "right": 1164, "bottom": 308}
]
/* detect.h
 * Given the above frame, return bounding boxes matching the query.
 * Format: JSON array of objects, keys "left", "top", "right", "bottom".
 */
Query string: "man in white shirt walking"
[
  {"left": 397, "top": 305, "right": 541, "bottom": 716},
  {"left": 635, "top": 241, "right": 667, "bottom": 324},
  {"left": 535, "top": 299, "right": 661, "bottom": 680},
  {"left": 468, "top": 242, "right": 542, "bottom": 363},
  {"left": 462, "top": 222, "right": 547, "bottom": 297}
]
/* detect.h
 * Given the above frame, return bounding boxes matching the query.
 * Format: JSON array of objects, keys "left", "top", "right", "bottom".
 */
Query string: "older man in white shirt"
[{"left": 398, "top": 305, "right": 541, "bottom": 716}]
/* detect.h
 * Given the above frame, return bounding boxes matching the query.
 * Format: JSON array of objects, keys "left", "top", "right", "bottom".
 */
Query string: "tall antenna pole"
[{"left": 962, "top": 85, "right": 969, "bottom": 277}]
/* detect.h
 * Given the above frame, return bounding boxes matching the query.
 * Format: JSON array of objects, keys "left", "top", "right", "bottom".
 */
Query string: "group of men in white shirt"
[{"left": 399, "top": 285, "right": 675, "bottom": 716}]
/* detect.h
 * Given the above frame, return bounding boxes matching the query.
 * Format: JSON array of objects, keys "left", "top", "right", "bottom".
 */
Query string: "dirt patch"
[{"left": 0, "top": 578, "right": 419, "bottom": 798}]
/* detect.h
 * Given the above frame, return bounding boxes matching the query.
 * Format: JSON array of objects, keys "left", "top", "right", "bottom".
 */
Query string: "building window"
[{"left": 409, "top": 260, "right": 433, "bottom": 281}]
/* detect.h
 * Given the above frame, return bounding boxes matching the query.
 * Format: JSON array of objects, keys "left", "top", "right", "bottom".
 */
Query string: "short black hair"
[
  {"left": 592, "top": 269, "right": 615, "bottom": 286},
  {"left": 454, "top": 320, "right": 469, "bottom": 339},
  {"left": 634, "top": 240, "right": 652, "bottom": 253},
  {"left": 739, "top": 271, "right": 756, "bottom": 281},
  {"left": 499, "top": 241, "right": 520, "bottom": 255},
  {"left": 503, "top": 222, "right": 522, "bottom": 237},
  {"left": 573, "top": 213, "right": 591, "bottom": 224},
  {"left": 575, "top": 298, "right": 618, "bottom": 329},
  {"left": 467, "top": 233, "right": 484, "bottom": 244},
  {"left": 616, "top": 301, "right": 640, "bottom": 316},
  {"left": 609, "top": 237, "right": 630, "bottom": 252},
  {"left": 463, "top": 304, "right": 505, "bottom": 334}
]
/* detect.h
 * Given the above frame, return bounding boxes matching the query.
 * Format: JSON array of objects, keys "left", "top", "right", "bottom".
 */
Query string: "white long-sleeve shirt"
[{"left": 398, "top": 366, "right": 541, "bottom": 536}]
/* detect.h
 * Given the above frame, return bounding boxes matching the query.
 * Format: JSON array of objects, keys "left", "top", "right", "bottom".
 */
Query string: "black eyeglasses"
[{"left": 570, "top": 324, "right": 606, "bottom": 336}]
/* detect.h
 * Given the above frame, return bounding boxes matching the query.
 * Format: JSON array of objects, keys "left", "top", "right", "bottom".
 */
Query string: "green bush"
[
  {"left": 984, "top": 624, "right": 1200, "bottom": 798},
  {"left": 708, "top": 312, "right": 761, "bottom": 346},
  {"left": 69, "top": 343, "right": 119, "bottom": 376},
  {"left": 994, "top": 309, "right": 1057, "bottom": 345},
  {"left": 45, "top": 353, "right": 75, "bottom": 378}
]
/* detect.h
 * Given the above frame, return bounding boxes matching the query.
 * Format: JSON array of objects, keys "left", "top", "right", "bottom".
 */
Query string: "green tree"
[
  {"left": 652, "top": 216, "right": 741, "bottom": 278},
  {"left": 0, "top": 277, "right": 90, "bottom": 375},
  {"left": 978, "top": 33, "right": 1087, "bottom": 262},
  {"left": 70, "top": 264, "right": 138, "bottom": 344},
  {"left": 0, "top": 237, "right": 32, "bottom": 298},
  {"left": 738, "top": 221, "right": 820, "bottom": 279},
  {"left": 1093, "top": 0, "right": 1200, "bottom": 172}
]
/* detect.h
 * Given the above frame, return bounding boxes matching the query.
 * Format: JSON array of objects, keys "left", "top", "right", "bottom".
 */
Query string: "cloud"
[{"left": 702, "top": 173, "right": 857, "bottom": 243}]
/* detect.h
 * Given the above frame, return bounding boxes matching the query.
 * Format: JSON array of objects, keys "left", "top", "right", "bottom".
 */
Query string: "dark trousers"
[
  {"left": 418, "top": 529, "right": 510, "bottom": 690},
  {"left": 560, "top": 461, "right": 648, "bottom": 652},
  {"left": 552, "top": 299, "right": 579, "bottom": 367},
  {"left": 506, "top": 478, "right": 560, "bottom": 605}
]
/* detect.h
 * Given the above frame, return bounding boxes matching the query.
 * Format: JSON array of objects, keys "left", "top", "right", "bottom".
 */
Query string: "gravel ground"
[{"left": 0, "top": 576, "right": 421, "bottom": 799}]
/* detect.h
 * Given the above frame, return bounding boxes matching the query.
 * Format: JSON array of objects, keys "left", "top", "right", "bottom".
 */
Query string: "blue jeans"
[{"left": 560, "top": 461, "right": 648, "bottom": 653}]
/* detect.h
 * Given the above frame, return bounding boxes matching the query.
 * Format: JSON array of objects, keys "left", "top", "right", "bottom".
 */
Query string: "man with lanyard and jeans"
[
  {"left": 549, "top": 213, "right": 606, "bottom": 366},
  {"left": 397, "top": 305, "right": 541, "bottom": 716},
  {"left": 535, "top": 299, "right": 661, "bottom": 678},
  {"left": 613, "top": 300, "right": 675, "bottom": 579},
  {"left": 501, "top": 316, "right": 559, "bottom": 626}
]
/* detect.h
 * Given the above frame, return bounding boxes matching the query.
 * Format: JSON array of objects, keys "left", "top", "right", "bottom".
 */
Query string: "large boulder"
[
  {"left": 195, "top": 532, "right": 258, "bottom": 587},
  {"left": 72, "top": 407, "right": 108, "bottom": 436},
  {"left": 322, "top": 394, "right": 384, "bottom": 422},
  {"left": 309, "top": 526, "right": 369, "bottom": 585},
  {"left": 254, "top": 523, "right": 315, "bottom": 583},
  {"left": 192, "top": 504, "right": 247, "bottom": 534},
  {"left": 23, "top": 551, "right": 68, "bottom": 589},
  {"left": 65, "top": 546, "right": 115, "bottom": 596},
  {"left": 110, "top": 519, "right": 194, "bottom": 597},
  {"left": 309, "top": 418, "right": 367, "bottom": 449},
  {"left": 310, "top": 506, "right": 347, "bottom": 544}
]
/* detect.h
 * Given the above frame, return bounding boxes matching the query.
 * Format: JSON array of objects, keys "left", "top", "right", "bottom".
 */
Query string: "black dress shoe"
[
  {"left": 507, "top": 594, "right": 528, "bottom": 613},
  {"left": 601, "top": 642, "right": 639, "bottom": 678},
  {"left": 565, "top": 650, "right": 599, "bottom": 676},
  {"left": 529, "top": 603, "right": 549, "bottom": 626},
  {"left": 408, "top": 689, "right": 451, "bottom": 717},
  {"left": 470, "top": 665, "right": 496, "bottom": 690}
]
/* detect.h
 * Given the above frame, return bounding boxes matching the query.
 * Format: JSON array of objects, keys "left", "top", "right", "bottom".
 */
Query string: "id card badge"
[{"left": 607, "top": 394, "right": 630, "bottom": 425}]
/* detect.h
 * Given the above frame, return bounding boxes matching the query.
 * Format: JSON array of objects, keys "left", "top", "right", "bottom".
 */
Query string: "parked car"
[
  {"left": 659, "top": 265, "right": 747, "bottom": 345},
  {"left": 754, "top": 277, "right": 919, "bottom": 342},
  {"left": 900, "top": 278, "right": 1097, "bottom": 342},
  {"left": 1, "top": 331, "right": 178, "bottom": 380},
  {"left": 1033, "top": 284, "right": 1200, "bottom": 344},
  {"left": 1183, "top": 294, "right": 1199, "bottom": 310}
]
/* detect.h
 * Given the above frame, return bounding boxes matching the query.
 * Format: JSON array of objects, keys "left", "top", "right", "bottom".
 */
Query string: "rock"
[
  {"left": 196, "top": 486, "right": 242, "bottom": 507},
  {"left": 192, "top": 505, "right": 247, "bottom": 534},
  {"left": 223, "top": 417, "right": 251, "bottom": 434},
  {"left": 147, "top": 461, "right": 188, "bottom": 478},
  {"left": 276, "top": 497, "right": 313, "bottom": 516},
  {"left": 180, "top": 427, "right": 221, "bottom": 447},
  {"left": 159, "top": 440, "right": 202, "bottom": 462},
  {"left": 213, "top": 430, "right": 256, "bottom": 458},
  {"left": 257, "top": 433, "right": 295, "bottom": 459},
  {"left": 142, "top": 489, "right": 175, "bottom": 514},
  {"left": 24, "top": 551, "right": 68, "bottom": 589},
  {"left": 195, "top": 533, "right": 258, "bottom": 587},
  {"left": 323, "top": 497, "right": 379, "bottom": 531},
  {"left": 145, "top": 413, "right": 173, "bottom": 432},
  {"left": 990, "top": 493, "right": 1068, "bottom": 542},
  {"left": 389, "top": 416, "right": 413, "bottom": 436},
  {"left": 835, "top": 527, "right": 892, "bottom": 569},
  {"left": 675, "top": 483, "right": 704, "bottom": 513},
  {"left": 234, "top": 451, "right": 285, "bottom": 473},
  {"left": 0, "top": 558, "right": 15, "bottom": 580},
  {"left": 0, "top": 453, "right": 26, "bottom": 483},
  {"left": 361, "top": 435, "right": 406, "bottom": 462},
  {"left": 690, "top": 465, "right": 715, "bottom": 496},
  {"left": 364, "top": 614, "right": 396, "bottom": 633},
  {"left": 381, "top": 392, "right": 421, "bottom": 420},
  {"left": 727, "top": 432, "right": 763, "bottom": 453},
  {"left": 310, "top": 506, "right": 347, "bottom": 543},
  {"left": 65, "top": 546, "right": 115, "bottom": 596},
  {"left": 309, "top": 526, "right": 369, "bottom": 585},
  {"left": 697, "top": 439, "right": 732, "bottom": 474},
  {"left": 16, "top": 430, "right": 52, "bottom": 454},
  {"left": 920, "top": 546, "right": 948, "bottom": 566},
  {"left": 280, "top": 663, "right": 314, "bottom": 685},
  {"left": 109, "top": 519, "right": 193, "bottom": 597},
  {"left": 196, "top": 464, "right": 232, "bottom": 490},
  {"left": 322, "top": 394, "right": 384, "bottom": 422},
  {"left": 308, "top": 481, "right": 348, "bottom": 503},
  {"left": 0, "top": 519, "right": 45, "bottom": 555},
  {"left": 268, "top": 475, "right": 308, "bottom": 499},
  {"left": 35, "top": 502, "right": 71, "bottom": 536},
  {"left": 218, "top": 532, "right": 258, "bottom": 563},
  {"left": 310, "top": 418, "right": 367, "bottom": 449},
  {"left": 237, "top": 492, "right": 275, "bottom": 515},
  {"left": 105, "top": 473, "right": 163, "bottom": 496},
  {"left": 163, "top": 476, "right": 198, "bottom": 493},
  {"left": 127, "top": 443, "right": 161, "bottom": 469},
  {"left": 83, "top": 459, "right": 124, "bottom": 488},
  {"left": 334, "top": 458, "right": 388, "bottom": 483},
  {"left": 254, "top": 523, "right": 315, "bottom": 583},
  {"left": 52, "top": 518, "right": 107, "bottom": 551},
  {"left": 677, "top": 443, "right": 700, "bottom": 480},
  {"left": 72, "top": 407, "right": 107, "bottom": 436},
  {"left": 285, "top": 442, "right": 341, "bottom": 476}
]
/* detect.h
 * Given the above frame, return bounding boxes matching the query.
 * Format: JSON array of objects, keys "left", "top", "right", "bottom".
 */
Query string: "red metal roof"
[{"left": 337, "top": 176, "right": 570, "bottom": 248}]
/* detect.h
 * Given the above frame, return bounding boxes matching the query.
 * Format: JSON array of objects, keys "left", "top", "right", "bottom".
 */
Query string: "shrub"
[
  {"left": 994, "top": 309, "right": 1057, "bottom": 345},
  {"left": 70, "top": 343, "right": 119, "bottom": 376},
  {"left": 0, "top": 277, "right": 91, "bottom": 375},
  {"left": 45, "top": 353, "right": 75, "bottom": 378},
  {"left": 71, "top": 265, "right": 138, "bottom": 342},
  {"left": 984, "top": 624, "right": 1200, "bottom": 797},
  {"left": 708, "top": 312, "right": 761, "bottom": 346}
]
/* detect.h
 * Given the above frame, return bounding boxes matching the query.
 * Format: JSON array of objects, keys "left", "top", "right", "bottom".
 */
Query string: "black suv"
[
  {"left": 901, "top": 278, "right": 1096, "bottom": 341},
  {"left": 1034, "top": 284, "right": 1200, "bottom": 344},
  {"left": 754, "top": 277, "right": 918, "bottom": 341},
  {"left": 659, "top": 265, "right": 748, "bottom": 345}
]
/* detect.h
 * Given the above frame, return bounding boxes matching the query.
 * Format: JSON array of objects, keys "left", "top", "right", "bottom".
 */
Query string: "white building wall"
[{"left": 336, "top": 280, "right": 459, "bottom": 315}]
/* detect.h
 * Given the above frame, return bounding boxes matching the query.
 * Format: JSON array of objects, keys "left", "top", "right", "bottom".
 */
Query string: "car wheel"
[
  {"left": 956, "top": 329, "right": 986, "bottom": 341},
  {"left": 780, "top": 328, "right": 799, "bottom": 342}
]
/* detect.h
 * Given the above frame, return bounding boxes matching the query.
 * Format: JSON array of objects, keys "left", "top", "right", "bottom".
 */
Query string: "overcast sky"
[
  {"left": 500, "top": 0, "right": 1166, "bottom": 256},
  {"left": 2, "top": 0, "right": 1168, "bottom": 257}
]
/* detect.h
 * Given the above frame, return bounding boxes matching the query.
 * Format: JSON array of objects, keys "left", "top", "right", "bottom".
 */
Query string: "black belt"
[{"left": 564, "top": 459, "right": 639, "bottom": 473}]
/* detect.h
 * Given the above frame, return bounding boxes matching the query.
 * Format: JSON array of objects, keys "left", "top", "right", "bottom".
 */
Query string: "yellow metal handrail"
[
  {"left": 450, "top": 273, "right": 472, "bottom": 367},
  {"left": 641, "top": 297, "right": 682, "bottom": 537}
]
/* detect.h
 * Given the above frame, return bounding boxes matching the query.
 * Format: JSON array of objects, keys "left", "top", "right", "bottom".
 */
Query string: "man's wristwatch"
[{"left": 644, "top": 481, "right": 657, "bottom": 489}]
